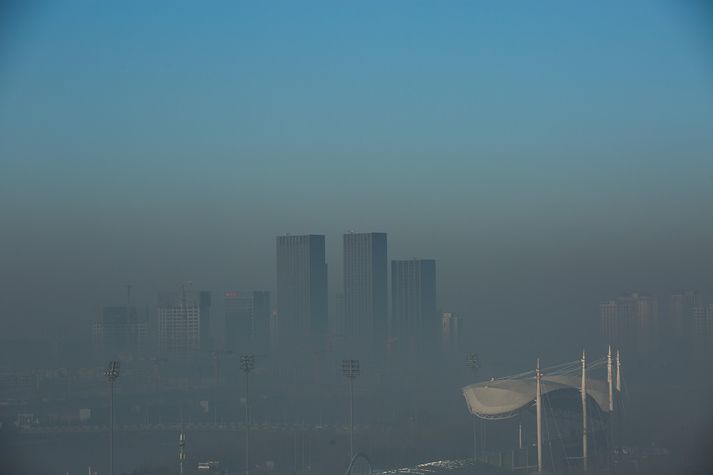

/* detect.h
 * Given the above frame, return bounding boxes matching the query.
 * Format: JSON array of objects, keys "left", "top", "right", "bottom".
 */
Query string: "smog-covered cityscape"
[{"left": 1, "top": 2, "right": 713, "bottom": 475}]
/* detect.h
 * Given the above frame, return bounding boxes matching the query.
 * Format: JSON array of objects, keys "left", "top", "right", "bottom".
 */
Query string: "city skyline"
[
  {"left": 2, "top": 2, "right": 712, "bottom": 351},
  {"left": 1, "top": 2, "right": 713, "bottom": 473}
]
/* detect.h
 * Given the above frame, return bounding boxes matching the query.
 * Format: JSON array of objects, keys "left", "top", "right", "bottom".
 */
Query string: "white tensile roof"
[{"left": 462, "top": 364, "right": 611, "bottom": 420}]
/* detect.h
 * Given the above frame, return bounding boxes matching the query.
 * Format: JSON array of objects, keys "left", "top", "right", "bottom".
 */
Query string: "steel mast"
[
  {"left": 536, "top": 358, "right": 543, "bottom": 473},
  {"left": 581, "top": 350, "right": 588, "bottom": 472}
]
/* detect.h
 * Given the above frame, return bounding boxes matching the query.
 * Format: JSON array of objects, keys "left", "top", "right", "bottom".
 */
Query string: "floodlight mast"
[
  {"left": 465, "top": 353, "right": 480, "bottom": 465},
  {"left": 581, "top": 350, "right": 588, "bottom": 472},
  {"left": 240, "top": 354, "right": 255, "bottom": 475},
  {"left": 104, "top": 361, "right": 120, "bottom": 475},
  {"left": 341, "top": 359, "right": 360, "bottom": 462},
  {"left": 535, "top": 359, "right": 543, "bottom": 473}
]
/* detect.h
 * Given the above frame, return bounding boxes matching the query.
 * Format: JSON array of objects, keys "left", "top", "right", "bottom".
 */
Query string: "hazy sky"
[{"left": 1, "top": 1, "right": 712, "bottom": 355}]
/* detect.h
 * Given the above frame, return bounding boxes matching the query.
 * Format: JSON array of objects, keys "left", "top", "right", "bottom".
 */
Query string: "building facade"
[
  {"left": 599, "top": 293, "right": 658, "bottom": 355},
  {"left": 224, "top": 291, "right": 271, "bottom": 353},
  {"left": 157, "top": 290, "right": 211, "bottom": 353},
  {"left": 92, "top": 306, "right": 147, "bottom": 357},
  {"left": 391, "top": 259, "right": 437, "bottom": 356},
  {"left": 441, "top": 312, "right": 462, "bottom": 353},
  {"left": 276, "top": 234, "right": 328, "bottom": 348},
  {"left": 343, "top": 232, "right": 388, "bottom": 354},
  {"left": 669, "top": 290, "right": 700, "bottom": 342}
]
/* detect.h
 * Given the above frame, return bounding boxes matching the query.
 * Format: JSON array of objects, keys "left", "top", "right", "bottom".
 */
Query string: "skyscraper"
[
  {"left": 92, "top": 306, "right": 147, "bottom": 357},
  {"left": 276, "top": 234, "right": 328, "bottom": 348},
  {"left": 391, "top": 259, "right": 437, "bottom": 356},
  {"left": 441, "top": 312, "right": 462, "bottom": 353},
  {"left": 599, "top": 293, "right": 658, "bottom": 356},
  {"left": 343, "top": 232, "right": 388, "bottom": 354},
  {"left": 670, "top": 290, "right": 699, "bottom": 340},
  {"left": 224, "top": 291, "right": 271, "bottom": 353},
  {"left": 157, "top": 289, "right": 211, "bottom": 353}
]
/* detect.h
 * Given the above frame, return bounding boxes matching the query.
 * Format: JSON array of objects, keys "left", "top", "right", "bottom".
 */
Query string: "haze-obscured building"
[
  {"left": 669, "top": 290, "right": 699, "bottom": 341},
  {"left": 692, "top": 303, "right": 713, "bottom": 358},
  {"left": 224, "top": 291, "right": 271, "bottom": 353},
  {"left": 276, "top": 234, "right": 328, "bottom": 349},
  {"left": 92, "top": 306, "right": 147, "bottom": 358},
  {"left": 157, "top": 290, "right": 211, "bottom": 353},
  {"left": 391, "top": 259, "right": 437, "bottom": 357},
  {"left": 441, "top": 312, "right": 462, "bottom": 353},
  {"left": 343, "top": 232, "right": 388, "bottom": 355},
  {"left": 599, "top": 293, "right": 658, "bottom": 355}
]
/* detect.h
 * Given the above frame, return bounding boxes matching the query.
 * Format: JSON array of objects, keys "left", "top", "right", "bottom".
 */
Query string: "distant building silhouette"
[
  {"left": 391, "top": 259, "right": 437, "bottom": 357},
  {"left": 157, "top": 289, "right": 211, "bottom": 353},
  {"left": 224, "top": 291, "right": 271, "bottom": 353},
  {"left": 669, "top": 290, "right": 699, "bottom": 341},
  {"left": 343, "top": 232, "right": 388, "bottom": 356},
  {"left": 692, "top": 303, "right": 713, "bottom": 358},
  {"left": 334, "top": 292, "right": 346, "bottom": 337},
  {"left": 600, "top": 293, "right": 658, "bottom": 355},
  {"left": 92, "top": 306, "right": 147, "bottom": 357},
  {"left": 276, "top": 234, "right": 328, "bottom": 348},
  {"left": 440, "top": 312, "right": 462, "bottom": 353}
]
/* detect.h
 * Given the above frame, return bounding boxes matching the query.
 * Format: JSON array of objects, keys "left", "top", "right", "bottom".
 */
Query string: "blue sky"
[{"left": 1, "top": 1, "right": 712, "bottom": 348}]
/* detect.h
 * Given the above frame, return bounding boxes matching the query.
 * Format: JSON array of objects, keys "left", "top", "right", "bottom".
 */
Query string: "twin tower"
[{"left": 276, "top": 233, "right": 437, "bottom": 358}]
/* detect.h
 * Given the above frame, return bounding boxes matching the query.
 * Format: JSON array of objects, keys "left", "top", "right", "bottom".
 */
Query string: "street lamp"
[
  {"left": 465, "top": 353, "right": 480, "bottom": 464},
  {"left": 240, "top": 354, "right": 255, "bottom": 475},
  {"left": 104, "top": 360, "right": 120, "bottom": 475},
  {"left": 341, "top": 359, "right": 360, "bottom": 462}
]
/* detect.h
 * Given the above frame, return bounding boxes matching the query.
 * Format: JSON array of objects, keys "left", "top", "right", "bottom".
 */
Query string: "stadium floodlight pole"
[
  {"left": 104, "top": 361, "right": 120, "bottom": 475},
  {"left": 179, "top": 406, "right": 186, "bottom": 475},
  {"left": 240, "top": 354, "right": 255, "bottom": 475},
  {"left": 465, "top": 353, "right": 480, "bottom": 464},
  {"left": 581, "top": 350, "right": 588, "bottom": 472},
  {"left": 341, "top": 359, "right": 360, "bottom": 461},
  {"left": 616, "top": 350, "right": 621, "bottom": 393},
  {"left": 179, "top": 431, "right": 186, "bottom": 475},
  {"left": 536, "top": 358, "right": 543, "bottom": 473}
]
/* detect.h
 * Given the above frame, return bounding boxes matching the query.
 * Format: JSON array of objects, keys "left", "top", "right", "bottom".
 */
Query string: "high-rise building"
[
  {"left": 199, "top": 291, "right": 212, "bottom": 350},
  {"left": 276, "top": 234, "right": 328, "bottom": 348},
  {"left": 343, "top": 232, "right": 388, "bottom": 354},
  {"left": 599, "top": 293, "right": 658, "bottom": 355},
  {"left": 691, "top": 303, "right": 713, "bottom": 357},
  {"left": 441, "top": 312, "right": 462, "bottom": 353},
  {"left": 92, "top": 306, "right": 147, "bottom": 357},
  {"left": 157, "top": 290, "right": 211, "bottom": 353},
  {"left": 224, "top": 291, "right": 271, "bottom": 353},
  {"left": 707, "top": 304, "right": 713, "bottom": 354},
  {"left": 391, "top": 259, "right": 437, "bottom": 356},
  {"left": 600, "top": 300, "right": 621, "bottom": 347},
  {"left": 333, "top": 292, "right": 346, "bottom": 337},
  {"left": 670, "top": 290, "right": 699, "bottom": 340}
]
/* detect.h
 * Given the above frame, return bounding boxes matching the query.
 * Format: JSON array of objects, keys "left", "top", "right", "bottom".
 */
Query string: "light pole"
[
  {"left": 341, "top": 359, "right": 360, "bottom": 462},
  {"left": 179, "top": 431, "right": 186, "bottom": 475},
  {"left": 465, "top": 353, "right": 480, "bottom": 464},
  {"left": 104, "top": 360, "right": 120, "bottom": 475},
  {"left": 240, "top": 354, "right": 255, "bottom": 475}
]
